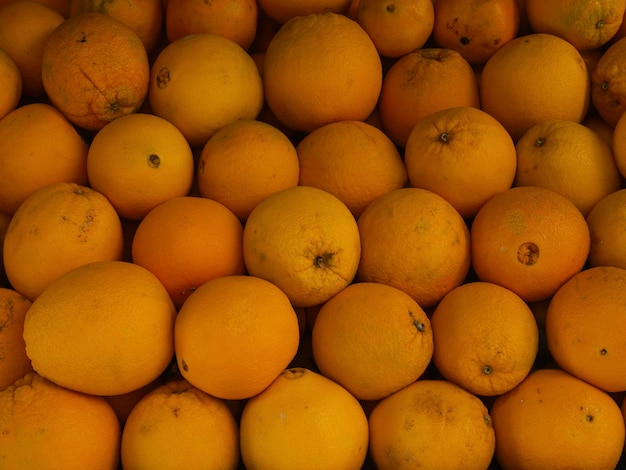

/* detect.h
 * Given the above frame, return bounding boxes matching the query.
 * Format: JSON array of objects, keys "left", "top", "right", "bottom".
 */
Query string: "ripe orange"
[
  {"left": 404, "top": 106, "right": 517, "bottom": 219},
  {"left": 355, "top": 0, "right": 435, "bottom": 58},
  {"left": 591, "top": 37, "right": 626, "bottom": 127},
  {"left": 0, "top": 288, "right": 32, "bottom": 391},
  {"left": 121, "top": 379, "right": 240, "bottom": 469},
  {"left": 586, "top": 189, "right": 626, "bottom": 269},
  {"left": 22, "top": 260, "right": 176, "bottom": 396},
  {"left": 131, "top": 196, "right": 245, "bottom": 308},
  {"left": 525, "top": 0, "right": 626, "bottom": 51},
  {"left": 514, "top": 119, "right": 622, "bottom": 216},
  {"left": 239, "top": 367, "right": 369, "bottom": 470},
  {"left": 196, "top": 119, "right": 299, "bottom": 221},
  {"left": 311, "top": 282, "right": 433, "bottom": 401},
  {"left": 378, "top": 47, "right": 480, "bottom": 147},
  {"left": 3, "top": 182, "right": 124, "bottom": 301},
  {"left": 357, "top": 187, "right": 471, "bottom": 308},
  {"left": 296, "top": 120, "right": 408, "bottom": 218},
  {"left": 491, "top": 368, "right": 626, "bottom": 469},
  {"left": 470, "top": 186, "right": 591, "bottom": 303},
  {"left": 257, "top": 0, "right": 353, "bottom": 24},
  {"left": 431, "top": 282, "right": 539, "bottom": 396},
  {"left": 0, "top": 102, "right": 88, "bottom": 215},
  {"left": 243, "top": 186, "right": 361, "bottom": 308},
  {"left": 368, "top": 379, "right": 496, "bottom": 470},
  {"left": 0, "top": 48, "right": 21, "bottom": 120},
  {"left": 87, "top": 113, "right": 194, "bottom": 220},
  {"left": 433, "top": 0, "right": 520, "bottom": 65},
  {"left": 174, "top": 275, "right": 300, "bottom": 400},
  {"left": 149, "top": 33, "right": 263, "bottom": 148},
  {"left": 262, "top": 12, "right": 382, "bottom": 132},
  {"left": 610, "top": 106, "right": 626, "bottom": 177},
  {"left": 0, "top": 372, "right": 121, "bottom": 469},
  {"left": 480, "top": 33, "right": 590, "bottom": 141},
  {"left": 41, "top": 12, "right": 150, "bottom": 130}
]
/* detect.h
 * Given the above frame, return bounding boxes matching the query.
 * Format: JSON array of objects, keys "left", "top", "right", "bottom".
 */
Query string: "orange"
[
  {"left": 471, "top": 186, "right": 590, "bottom": 303},
  {"left": 480, "top": 33, "right": 590, "bottom": 141},
  {"left": 586, "top": 189, "right": 626, "bottom": 269},
  {"left": 196, "top": 119, "right": 300, "bottom": 221},
  {"left": 404, "top": 106, "right": 517, "bottom": 219},
  {"left": 0, "top": 102, "right": 88, "bottom": 215},
  {"left": 525, "top": 0, "right": 626, "bottom": 51},
  {"left": 583, "top": 110, "right": 615, "bottom": 149},
  {"left": 22, "top": 260, "right": 176, "bottom": 396},
  {"left": 378, "top": 47, "right": 480, "bottom": 147},
  {"left": 41, "top": 12, "right": 149, "bottom": 131},
  {"left": 514, "top": 119, "right": 622, "bottom": 216},
  {"left": 0, "top": 0, "right": 64, "bottom": 96},
  {"left": 87, "top": 113, "right": 195, "bottom": 220},
  {"left": 490, "top": 368, "right": 626, "bottom": 470},
  {"left": 311, "top": 282, "right": 433, "bottom": 401},
  {"left": 239, "top": 367, "right": 369, "bottom": 470},
  {"left": 433, "top": 0, "right": 520, "bottom": 65},
  {"left": 355, "top": 0, "right": 435, "bottom": 58},
  {"left": 131, "top": 196, "right": 245, "bottom": 308},
  {"left": 368, "top": 379, "right": 496, "bottom": 470},
  {"left": 591, "top": 37, "right": 626, "bottom": 127},
  {"left": 430, "top": 282, "right": 539, "bottom": 397},
  {"left": 545, "top": 266, "right": 626, "bottom": 393},
  {"left": 257, "top": 0, "right": 353, "bottom": 24},
  {"left": 0, "top": 48, "right": 21, "bottom": 120},
  {"left": 296, "top": 119, "right": 408, "bottom": 218},
  {"left": 3, "top": 182, "right": 124, "bottom": 301},
  {"left": 149, "top": 33, "right": 263, "bottom": 148},
  {"left": 69, "top": 0, "right": 164, "bottom": 52},
  {"left": 356, "top": 187, "right": 471, "bottom": 308},
  {"left": 104, "top": 378, "right": 162, "bottom": 426},
  {"left": 165, "top": 0, "right": 257, "bottom": 50},
  {"left": 0, "top": 372, "right": 121, "bottom": 469},
  {"left": 262, "top": 12, "right": 382, "bottom": 132},
  {"left": 0, "top": 0, "right": 71, "bottom": 16},
  {"left": 174, "top": 275, "right": 300, "bottom": 400},
  {"left": 0, "top": 288, "right": 32, "bottom": 391},
  {"left": 611, "top": 107, "right": 626, "bottom": 177},
  {"left": 121, "top": 379, "right": 240, "bottom": 469},
  {"left": 242, "top": 185, "right": 361, "bottom": 308}
]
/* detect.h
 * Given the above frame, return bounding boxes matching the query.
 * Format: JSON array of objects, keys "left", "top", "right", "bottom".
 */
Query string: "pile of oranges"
[{"left": 2, "top": 0, "right": 626, "bottom": 468}]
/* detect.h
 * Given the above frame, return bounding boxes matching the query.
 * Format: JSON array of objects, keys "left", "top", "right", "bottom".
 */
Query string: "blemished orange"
[
  {"left": 243, "top": 185, "right": 361, "bottom": 308},
  {"left": 121, "top": 379, "right": 240, "bottom": 470},
  {"left": 239, "top": 367, "right": 369, "bottom": 470},
  {"left": 592, "top": 37, "right": 626, "bottom": 127},
  {"left": 0, "top": 372, "right": 121, "bottom": 469},
  {"left": 470, "top": 186, "right": 591, "bottom": 303},
  {"left": 311, "top": 282, "right": 433, "bottom": 401},
  {"left": 0, "top": 288, "right": 32, "bottom": 391},
  {"left": 480, "top": 33, "right": 590, "bottom": 141},
  {"left": 131, "top": 196, "right": 245, "bottom": 308},
  {"left": 69, "top": 0, "right": 164, "bottom": 52},
  {"left": 87, "top": 113, "right": 195, "bottom": 220},
  {"left": 165, "top": 0, "right": 257, "bottom": 50},
  {"left": 431, "top": 282, "right": 539, "bottom": 397},
  {"left": 491, "top": 368, "right": 626, "bottom": 470},
  {"left": 378, "top": 47, "right": 480, "bottom": 147},
  {"left": 514, "top": 119, "right": 622, "bottom": 216},
  {"left": 0, "top": 0, "right": 64, "bottom": 96},
  {"left": 22, "top": 260, "right": 176, "bottom": 396},
  {"left": 433, "top": 0, "right": 520, "bottom": 65},
  {"left": 296, "top": 120, "right": 408, "bottom": 218},
  {"left": 404, "top": 106, "right": 517, "bottom": 219},
  {"left": 0, "top": 48, "right": 21, "bottom": 120},
  {"left": 149, "top": 33, "right": 263, "bottom": 148},
  {"left": 0, "top": 102, "right": 88, "bottom": 215},
  {"left": 368, "top": 379, "right": 496, "bottom": 470},
  {"left": 355, "top": 0, "right": 435, "bottom": 58},
  {"left": 174, "top": 275, "right": 300, "bottom": 400},
  {"left": 196, "top": 119, "right": 300, "bottom": 221},
  {"left": 357, "top": 187, "right": 471, "bottom": 308},
  {"left": 610, "top": 107, "right": 626, "bottom": 177},
  {"left": 41, "top": 12, "right": 150, "bottom": 131},
  {"left": 257, "top": 0, "right": 353, "bottom": 23},
  {"left": 586, "top": 189, "right": 626, "bottom": 269},
  {"left": 262, "top": 12, "right": 382, "bottom": 132},
  {"left": 545, "top": 266, "right": 626, "bottom": 393},
  {"left": 525, "top": 0, "right": 626, "bottom": 51},
  {"left": 3, "top": 182, "right": 124, "bottom": 301}
]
